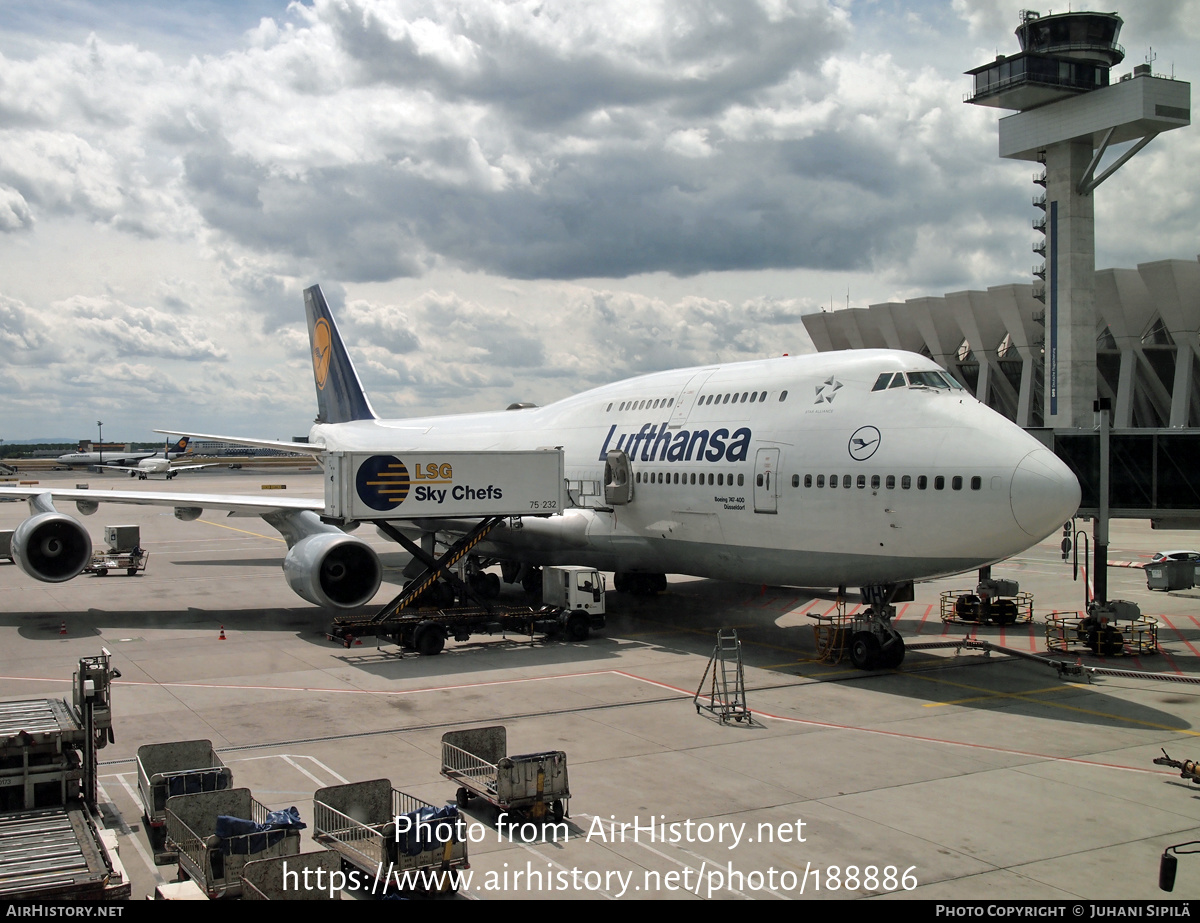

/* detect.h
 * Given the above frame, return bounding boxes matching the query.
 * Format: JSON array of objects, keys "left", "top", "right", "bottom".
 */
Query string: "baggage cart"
[
  {"left": 241, "top": 851, "right": 344, "bottom": 900},
  {"left": 312, "top": 779, "right": 467, "bottom": 897},
  {"left": 136, "top": 739, "right": 232, "bottom": 862},
  {"left": 441, "top": 725, "right": 569, "bottom": 823},
  {"left": 85, "top": 549, "right": 147, "bottom": 577},
  {"left": 166, "top": 788, "right": 303, "bottom": 899}
]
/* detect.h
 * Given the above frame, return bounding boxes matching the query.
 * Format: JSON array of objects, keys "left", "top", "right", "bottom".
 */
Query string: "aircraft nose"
[{"left": 1010, "top": 448, "right": 1081, "bottom": 538}]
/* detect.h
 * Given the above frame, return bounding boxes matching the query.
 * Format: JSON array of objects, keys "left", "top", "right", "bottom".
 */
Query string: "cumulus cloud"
[
  {"left": 58, "top": 295, "right": 229, "bottom": 361},
  {"left": 0, "top": 184, "right": 33, "bottom": 231},
  {"left": 0, "top": 0, "right": 1195, "bottom": 438}
]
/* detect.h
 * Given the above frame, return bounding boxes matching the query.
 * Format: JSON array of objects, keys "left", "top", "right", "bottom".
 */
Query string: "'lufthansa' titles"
[{"left": 598, "top": 422, "right": 752, "bottom": 464}]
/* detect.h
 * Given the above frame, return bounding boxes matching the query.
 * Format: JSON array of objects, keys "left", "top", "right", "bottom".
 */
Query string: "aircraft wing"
[
  {"left": 152, "top": 429, "right": 324, "bottom": 456},
  {"left": 0, "top": 486, "right": 322, "bottom": 517}
]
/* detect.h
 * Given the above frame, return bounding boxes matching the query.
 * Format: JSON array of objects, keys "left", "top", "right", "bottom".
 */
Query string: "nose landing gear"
[{"left": 848, "top": 583, "right": 912, "bottom": 671}]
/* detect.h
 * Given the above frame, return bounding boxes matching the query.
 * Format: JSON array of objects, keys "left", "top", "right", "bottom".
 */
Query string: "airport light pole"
[{"left": 97, "top": 421, "right": 103, "bottom": 465}]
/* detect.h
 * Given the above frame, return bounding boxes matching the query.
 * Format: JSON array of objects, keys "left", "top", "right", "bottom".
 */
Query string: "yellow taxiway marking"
[
  {"left": 198, "top": 518, "right": 287, "bottom": 543},
  {"left": 907, "top": 672, "right": 1200, "bottom": 736},
  {"left": 921, "top": 683, "right": 1069, "bottom": 707}
]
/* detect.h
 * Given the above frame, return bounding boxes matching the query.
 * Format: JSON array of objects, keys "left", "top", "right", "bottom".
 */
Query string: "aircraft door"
[
  {"left": 753, "top": 448, "right": 780, "bottom": 514},
  {"left": 604, "top": 450, "right": 634, "bottom": 505},
  {"left": 668, "top": 370, "right": 716, "bottom": 429}
]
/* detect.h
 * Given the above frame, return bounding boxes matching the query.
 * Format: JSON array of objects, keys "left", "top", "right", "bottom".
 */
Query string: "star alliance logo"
[{"left": 814, "top": 375, "right": 842, "bottom": 404}]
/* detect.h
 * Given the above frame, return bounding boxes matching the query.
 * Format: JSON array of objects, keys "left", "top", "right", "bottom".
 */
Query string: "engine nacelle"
[
  {"left": 12, "top": 512, "right": 93, "bottom": 583},
  {"left": 283, "top": 532, "right": 381, "bottom": 609},
  {"left": 174, "top": 507, "right": 202, "bottom": 522}
]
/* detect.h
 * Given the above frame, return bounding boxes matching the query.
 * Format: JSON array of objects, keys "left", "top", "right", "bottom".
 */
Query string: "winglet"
[{"left": 304, "top": 285, "right": 377, "bottom": 424}]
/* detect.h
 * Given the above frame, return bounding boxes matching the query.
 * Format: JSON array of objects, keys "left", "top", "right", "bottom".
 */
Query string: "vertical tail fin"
[
  {"left": 304, "top": 284, "right": 377, "bottom": 424},
  {"left": 164, "top": 436, "right": 190, "bottom": 456}
]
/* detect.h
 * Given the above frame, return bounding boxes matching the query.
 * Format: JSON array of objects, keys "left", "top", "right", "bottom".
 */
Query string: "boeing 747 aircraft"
[{"left": 0, "top": 286, "right": 1080, "bottom": 669}]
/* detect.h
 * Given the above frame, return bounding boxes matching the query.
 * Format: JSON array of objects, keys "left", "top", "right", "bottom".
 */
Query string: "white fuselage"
[
  {"left": 58, "top": 450, "right": 156, "bottom": 467},
  {"left": 132, "top": 457, "right": 172, "bottom": 474},
  {"left": 303, "top": 350, "right": 1080, "bottom": 589}
]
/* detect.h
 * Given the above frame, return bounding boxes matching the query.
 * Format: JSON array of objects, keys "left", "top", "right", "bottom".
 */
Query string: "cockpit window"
[
  {"left": 873, "top": 369, "right": 966, "bottom": 392},
  {"left": 907, "top": 370, "right": 952, "bottom": 389}
]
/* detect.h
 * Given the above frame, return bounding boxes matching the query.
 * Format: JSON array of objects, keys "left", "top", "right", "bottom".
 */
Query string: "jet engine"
[
  {"left": 282, "top": 532, "right": 382, "bottom": 609},
  {"left": 12, "top": 511, "right": 93, "bottom": 583}
]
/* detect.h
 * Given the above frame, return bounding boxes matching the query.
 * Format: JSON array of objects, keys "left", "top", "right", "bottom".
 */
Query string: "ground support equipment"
[
  {"left": 941, "top": 589, "right": 1034, "bottom": 626},
  {"left": 85, "top": 549, "right": 148, "bottom": 577},
  {"left": 441, "top": 726, "right": 569, "bottom": 823},
  {"left": 165, "top": 788, "right": 303, "bottom": 899},
  {"left": 809, "top": 598, "right": 852, "bottom": 664},
  {"left": 136, "top": 739, "right": 232, "bottom": 864},
  {"left": 1044, "top": 610, "right": 1159, "bottom": 657},
  {"left": 694, "top": 628, "right": 753, "bottom": 723},
  {"left": 313, "top": 779, "right": 467, "bottom": 898}
]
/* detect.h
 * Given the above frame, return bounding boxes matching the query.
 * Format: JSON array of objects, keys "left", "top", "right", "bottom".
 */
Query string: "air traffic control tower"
[{"left": 966, "top": 10, "right": 1190, "bottom": 428}]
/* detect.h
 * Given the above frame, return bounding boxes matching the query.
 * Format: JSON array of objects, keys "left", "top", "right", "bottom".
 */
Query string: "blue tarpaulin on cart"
[{"left": 216, "top": 806, "right": 306, "bottom": 855}]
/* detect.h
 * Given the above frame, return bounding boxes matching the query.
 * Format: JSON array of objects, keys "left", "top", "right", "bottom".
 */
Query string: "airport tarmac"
[{"left": 2, "top": 467, "right": 1199, "bottom": 901}]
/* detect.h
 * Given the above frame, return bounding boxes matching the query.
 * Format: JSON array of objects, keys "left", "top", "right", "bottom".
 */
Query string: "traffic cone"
[
  {"left": 218, "top": 626, "right": 226, "bottom": 640},
  {"left": 59, "top": 621, "right": 67, "bottom": 635}
]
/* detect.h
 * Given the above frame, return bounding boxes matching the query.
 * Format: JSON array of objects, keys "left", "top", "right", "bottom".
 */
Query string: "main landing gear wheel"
[{"left": 849, "top": 631, "right": 880, "bottom": 670}]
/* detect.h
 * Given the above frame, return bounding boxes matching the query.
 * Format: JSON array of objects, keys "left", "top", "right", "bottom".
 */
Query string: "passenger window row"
[
  {"left": 606, "top": 389, "right": 791, "bottom": 412},
  {"left": 609, "top": 397, "right": 677, "bottom": 412},
  {"left": 697, "top": 390, "right": 787, "bottom": 406},
  {"left": 791, "top": 473, "right": 983, "bottom": 491},
  {"left": 635, "top": 470, "right": 745, "bottom": 487}
]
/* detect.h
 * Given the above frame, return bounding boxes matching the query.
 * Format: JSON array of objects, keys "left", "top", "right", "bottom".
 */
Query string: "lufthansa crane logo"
[
  {"left": 312, "top": 318, "right": 332, "bottom": 390},
  {"left": 848, "top": 425, "right": 881, "bottom": 461},
  {"left": 355, "top": 455, "right": 411, "bottom": 511}
]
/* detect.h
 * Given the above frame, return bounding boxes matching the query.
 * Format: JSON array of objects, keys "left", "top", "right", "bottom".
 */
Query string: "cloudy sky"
[{"left": 1, "top": 0, "right": 1196, "bottom": 443}]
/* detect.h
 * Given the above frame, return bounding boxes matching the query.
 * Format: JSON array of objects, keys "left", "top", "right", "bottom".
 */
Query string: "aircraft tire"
[{"left": 849, "top": 631, "right": 880, "bottom": 670}]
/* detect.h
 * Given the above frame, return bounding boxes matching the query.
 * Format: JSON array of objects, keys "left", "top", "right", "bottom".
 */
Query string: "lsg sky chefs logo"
[
  {"left": 355, "top": 456, "right": 483, "bottom": 510},
  {"left": 355, "top": 455, "right": 416, "bottom": 511}
]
